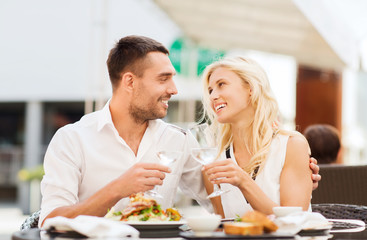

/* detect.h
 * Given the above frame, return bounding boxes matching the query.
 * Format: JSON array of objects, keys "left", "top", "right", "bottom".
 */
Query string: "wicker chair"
[
  {"left": 20, "top": 210, "right": 40, "bottom": 231},
  {"left": 312, "top": 164, "right": 367, "bottom": 205},
  {"left": 312, "top": 203, "right": 367, "bottom": 223}
]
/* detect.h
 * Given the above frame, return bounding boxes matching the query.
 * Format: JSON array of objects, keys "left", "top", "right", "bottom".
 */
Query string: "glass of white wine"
[
  {"left": 145, "top": 126, "right": 182, "bottom": 199},
  {"left": 190, "top": 123, "right": 229, "bottom": 198}
]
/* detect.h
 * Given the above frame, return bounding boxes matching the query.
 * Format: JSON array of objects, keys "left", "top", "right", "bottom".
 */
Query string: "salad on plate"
[{"left": 105, "top": 193, "right": 181, "bottom": 222}]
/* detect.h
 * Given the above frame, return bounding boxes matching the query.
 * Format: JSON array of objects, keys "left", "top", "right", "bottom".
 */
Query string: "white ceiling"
[{"left": 154, "top": 0, "right": 366, "bottom": 71}]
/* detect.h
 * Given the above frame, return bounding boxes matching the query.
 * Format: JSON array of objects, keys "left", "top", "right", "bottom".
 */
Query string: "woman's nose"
[{"left": 210, "top": 89, "right": 219, "bottom": 101}]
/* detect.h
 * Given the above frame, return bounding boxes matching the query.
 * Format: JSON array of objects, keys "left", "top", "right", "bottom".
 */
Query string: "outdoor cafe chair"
[
  {"left": 311, "top": 164, "right": 367, "bottom": 205},
  {"left": 20, "top": 210, "right": 40, "bottom": 231},
  {"left": 312, "top": 203, "right": 367, "bottom": 224}
]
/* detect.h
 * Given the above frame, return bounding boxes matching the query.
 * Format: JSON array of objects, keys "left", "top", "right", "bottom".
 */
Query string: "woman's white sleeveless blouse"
[{"left": 220, "top": 134, "right": 289, "bottom": 218}]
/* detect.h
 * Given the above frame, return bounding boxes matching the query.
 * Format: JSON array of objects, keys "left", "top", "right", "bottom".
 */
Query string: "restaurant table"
[{"left": 11, "top": 226, "right": 367, "bottom": 240}]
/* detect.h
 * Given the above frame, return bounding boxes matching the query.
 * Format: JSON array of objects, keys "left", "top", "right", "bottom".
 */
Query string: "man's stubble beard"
[
  {"left": 129, "top": 82, "right": 169, "bottom": 124},
  {"left": 129, "top": 99, "right": 166, "bottom": 124}
]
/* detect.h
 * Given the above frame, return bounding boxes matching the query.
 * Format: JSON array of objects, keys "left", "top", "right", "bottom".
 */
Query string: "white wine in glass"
[
  {"left": 146, "top": 150, "right": 182, "bottom": 199},
  {"left": 145, "top": 126, "right": 183, "bottom": 199},
  {"left": 157, "top": 151, "right": 182, "bottom": 166},
  {"left": 191, "top": 147, "right": 217, "bottom": 165},
  {"left": 190, "top": 123, "right": 229, "bottom": 199}
]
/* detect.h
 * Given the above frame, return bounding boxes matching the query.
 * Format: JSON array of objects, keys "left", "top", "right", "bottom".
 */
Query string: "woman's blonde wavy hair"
[{"left": 201, "top": 56, "right": 281, "bottom": 177}]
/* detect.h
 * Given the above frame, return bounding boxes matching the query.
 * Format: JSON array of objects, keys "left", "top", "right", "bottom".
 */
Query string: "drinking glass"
[
  {"left": 190, "top": 123, "right": 229, "bottom": 198},
  {"left": 145, "top": 126, "right": 182, "bottom": 199}
]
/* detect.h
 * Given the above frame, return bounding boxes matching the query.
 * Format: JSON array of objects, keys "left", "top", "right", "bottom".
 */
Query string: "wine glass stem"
[{"left": 213, "top": 184, "right": 221, "bottom": 192}]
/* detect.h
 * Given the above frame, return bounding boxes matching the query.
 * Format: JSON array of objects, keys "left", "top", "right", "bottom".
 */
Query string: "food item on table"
[
  {"left": 223, "top": 222, "right": 264, "bottom": 235},
  {"left": 224, "top": 210, "right": 278, "bottom": 236},
  {"left": 105, "top": 193, "right": 181, "bottom": 221},
  {"left": 241, "top": 210, "right": 278, "bottom": 233},
  {"left": 166, "top": 208, "right": 182, "bottom": 221}
]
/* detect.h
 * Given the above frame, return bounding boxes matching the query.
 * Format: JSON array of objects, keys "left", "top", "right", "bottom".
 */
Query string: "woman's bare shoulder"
[
  {"left": 285, "top": 132, "right": 310, "bottom": 163},
  {"left": 278, "top": 131, "right": 308, "bottom": 149},
  {"left": 288, "top": 133, "right": 308, "bottom": 147}
]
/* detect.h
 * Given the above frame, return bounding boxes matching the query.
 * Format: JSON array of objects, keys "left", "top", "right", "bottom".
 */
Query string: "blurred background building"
[{"left": 1, "top": 0, "right": 367, "bottom": 216}]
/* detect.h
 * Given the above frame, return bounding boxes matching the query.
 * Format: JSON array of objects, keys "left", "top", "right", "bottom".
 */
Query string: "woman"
[{"left": 201, "top": 57, "right": 312, "bottom": 218}]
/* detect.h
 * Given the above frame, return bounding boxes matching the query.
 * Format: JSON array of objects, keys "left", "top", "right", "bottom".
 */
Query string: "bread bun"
[
  {"left": 224, "top": 222, "right": 264, "bottom": 235},
  {"left": 241, "top": 210, "right": 278, "bottom": 233}
]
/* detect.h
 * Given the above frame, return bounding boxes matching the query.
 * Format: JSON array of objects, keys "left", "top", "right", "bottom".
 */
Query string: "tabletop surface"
[{"left": 12, "top": 227, "right": 367, "bottom": 240}]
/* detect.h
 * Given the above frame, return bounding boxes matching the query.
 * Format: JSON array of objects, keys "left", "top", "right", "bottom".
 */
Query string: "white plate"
[
  {"left": 124, "top": 220, "right": 186, "bottom": 225},
  {"left": 221, "top": 218, "right": 235, "bottom": 222},
  {"left": 124, "top": 220, "right": 187, "bottom": 230},
  {"left": 302, "top": 222, "right": 333, "bottom": 231}
]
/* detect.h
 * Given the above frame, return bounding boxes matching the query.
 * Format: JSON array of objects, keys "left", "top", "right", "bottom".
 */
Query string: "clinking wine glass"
[
  {"left": 145, "top": 126, "right": 182, "bottom": 199},
  {"left": 190, "top": 123, "right": 229, "bottom": 199}
]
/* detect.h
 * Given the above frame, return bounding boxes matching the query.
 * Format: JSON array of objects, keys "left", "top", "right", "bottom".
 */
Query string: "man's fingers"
[
  {"left": 312, "top": 182, "right": 319, "bottom": 191},
  {"left": 138, "top": 162, "right": 171, "bottom": 173},
  {"left": 309, "top": 161, "right": 320, "bottom": 174},
  {"left": 143, "top": 169, "right": 167, "bottom": 180},
  {"left": 312, "top": 173, "right": 321, "bottom": 182},
  {"left": 144, "top": 177, "right": 164, "bottom": 187},
  {"left": 310, "top": 157, "right": 318, "bottom": 165}
]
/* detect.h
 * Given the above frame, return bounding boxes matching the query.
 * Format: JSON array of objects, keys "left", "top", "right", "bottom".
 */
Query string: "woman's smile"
[{"left": 214, "top": 102, "right": 227, "bottom": 113}]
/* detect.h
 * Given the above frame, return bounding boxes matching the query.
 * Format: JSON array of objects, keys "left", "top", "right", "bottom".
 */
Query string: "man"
[
  {"left": 39, "top": 35, "right": 320, "bottom": 226},
  {"left": 304, "top": 124, "right": 341, "bottom": 164}
]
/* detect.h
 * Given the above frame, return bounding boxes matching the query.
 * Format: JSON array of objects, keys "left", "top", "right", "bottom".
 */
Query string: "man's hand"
[
  {"left": 310, "top": 157, "right": 321, "bottom": 190},
  {"left": 42, "top": 162, "right": 171, "bottom": 226},
  {"left": 116, "top": 162, "right": 171, "bottom": 197}
]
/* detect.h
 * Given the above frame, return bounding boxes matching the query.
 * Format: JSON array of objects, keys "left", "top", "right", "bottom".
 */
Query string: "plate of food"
[
  {"left": 222, "top": 211, "right": 280, "bottom": 236},
  {"left": 105, "top": 193, "right": 185, "bottom": 237}
]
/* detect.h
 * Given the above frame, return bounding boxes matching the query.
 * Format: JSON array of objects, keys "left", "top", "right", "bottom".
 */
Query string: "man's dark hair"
[
  {"left": 107, "top": 35, "right": 169, "bottom": 90},
  {"left": 304, "top": 124, "right": 341, "bottom": 164}
]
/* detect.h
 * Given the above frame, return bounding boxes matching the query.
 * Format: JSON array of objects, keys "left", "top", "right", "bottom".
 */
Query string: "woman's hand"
[{"left": 202, "top": 159, "right": 249, "bottom": 188}]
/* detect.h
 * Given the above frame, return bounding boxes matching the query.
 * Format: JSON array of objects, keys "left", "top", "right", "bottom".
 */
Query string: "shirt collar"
[
  {"left": 96, "top": 98, "right": 165, "bottom": 136},
  {"left": 97, "top": 99, "right": 114, "bottom": 132}
]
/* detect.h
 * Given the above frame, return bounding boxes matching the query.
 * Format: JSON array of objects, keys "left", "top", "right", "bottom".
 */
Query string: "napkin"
[
  {"left": 273, "top": 211, "right": 330, "bottom": 235},
  {"left": 42, "top": 215, "right": 139, "bottom": 238}
]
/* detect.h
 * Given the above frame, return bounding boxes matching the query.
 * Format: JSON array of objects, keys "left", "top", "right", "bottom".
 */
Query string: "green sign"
[{"left": 169, "top": 37, "right": 225, "bottom": 77}]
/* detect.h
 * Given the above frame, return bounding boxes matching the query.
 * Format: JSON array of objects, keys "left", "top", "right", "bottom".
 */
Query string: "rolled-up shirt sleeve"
[{"left": 39, "top": 126, "right": 84, "bottom": 227}]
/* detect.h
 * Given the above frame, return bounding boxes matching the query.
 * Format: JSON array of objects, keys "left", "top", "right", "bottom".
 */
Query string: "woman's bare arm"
[{"left": 280, "top": 134, "right": 313, "bottom": 210}]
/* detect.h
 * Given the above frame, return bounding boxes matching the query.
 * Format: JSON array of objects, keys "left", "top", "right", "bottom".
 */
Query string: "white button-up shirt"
[{"left": 39, "top": 101, "right": 212, "bottom": 226}]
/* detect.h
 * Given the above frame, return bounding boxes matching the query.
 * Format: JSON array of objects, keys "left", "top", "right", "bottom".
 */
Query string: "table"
[{"left": 12, "top": 227, "right": 367, "bottom": 240}]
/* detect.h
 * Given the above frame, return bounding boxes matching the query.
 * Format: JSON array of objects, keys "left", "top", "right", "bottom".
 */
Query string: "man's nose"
[{"left": 168, "top": 80, "right": 178, "bottom": 95}]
